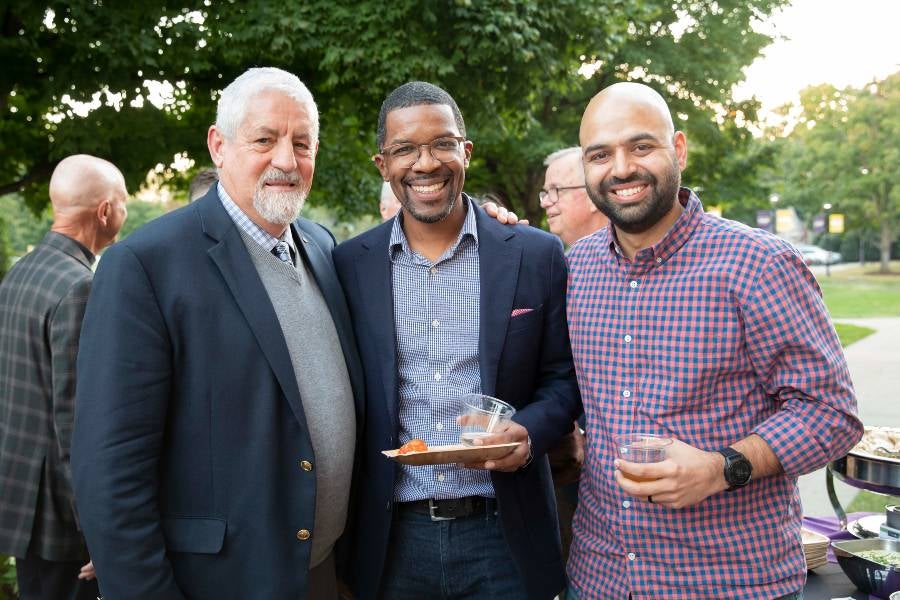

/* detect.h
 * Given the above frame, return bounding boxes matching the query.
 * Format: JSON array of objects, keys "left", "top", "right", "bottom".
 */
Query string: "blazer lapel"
[
  {"left": 474, "top": 206, "right": 521, "bottom": 397},
  {"left": 198, "top": 192, "right": 308, "bottom": 429},
  {"left": 292, "top": 220, "right": 366, "bottom": 426},
  {"left": 356, "top": 226, "right": 400, "bottom": 431}
]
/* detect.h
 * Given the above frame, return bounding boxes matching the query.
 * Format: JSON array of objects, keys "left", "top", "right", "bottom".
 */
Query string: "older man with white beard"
[{"left": 71, "top": 67, "right": 364, "bottom": 600}]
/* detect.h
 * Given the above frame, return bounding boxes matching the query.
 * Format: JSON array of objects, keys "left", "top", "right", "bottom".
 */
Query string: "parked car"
[{"left": 794, "top": 243, "right": 842, "bottom": 265}]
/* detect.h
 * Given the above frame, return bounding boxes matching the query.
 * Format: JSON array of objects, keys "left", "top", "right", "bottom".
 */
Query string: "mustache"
[
  {"left": 259, "top": 168, "right": 301, "bottom": 186},
  {"left": 603, "top": 174, "right": 654, "bottom": 187}
]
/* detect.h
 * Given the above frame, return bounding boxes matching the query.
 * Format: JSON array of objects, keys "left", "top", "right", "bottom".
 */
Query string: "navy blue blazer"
[
  {"left": 333, "top": 201, "right": 582, "bottom": 600},
  {"left": 71, "top": 189, "right": 364, "bottom": 599}
]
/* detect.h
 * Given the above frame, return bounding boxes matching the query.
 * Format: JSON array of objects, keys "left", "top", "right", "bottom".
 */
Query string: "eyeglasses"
[
  {"left": 538, "top": 185, "right": 586, "bottom": 205},
  {"left": 379, "top": 136, "right": 466, "bottom": 168}
]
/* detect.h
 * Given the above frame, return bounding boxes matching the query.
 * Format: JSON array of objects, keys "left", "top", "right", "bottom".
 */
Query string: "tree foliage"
[
  {"left": 3, "top": 0, "right": 786, "bottom": 223},
  {"left": 772, "top": 72, "right": 899, "bottom": 272}
]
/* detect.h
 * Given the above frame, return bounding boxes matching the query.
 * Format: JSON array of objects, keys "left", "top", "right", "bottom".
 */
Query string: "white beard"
[{"left": 252, "top": 168, "right": 309, "bottom": 226}]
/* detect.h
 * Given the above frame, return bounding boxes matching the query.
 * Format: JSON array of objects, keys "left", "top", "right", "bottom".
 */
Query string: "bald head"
[
  {"left": 578, "top": 82, "right": 687, "bottom": 238},
  {"left": 580, "top": 82, "right": 675, "bottom": 145},
  {"left": 49, "top": 155, "right": 126, "bottom": 215},
  {"left": 48, "top": 154, "right": 128, "bottom": 254}
]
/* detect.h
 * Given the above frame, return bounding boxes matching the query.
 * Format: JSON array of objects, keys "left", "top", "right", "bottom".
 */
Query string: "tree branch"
[{"left": 0, "top": 162, "right": 55, "bottom": 197}]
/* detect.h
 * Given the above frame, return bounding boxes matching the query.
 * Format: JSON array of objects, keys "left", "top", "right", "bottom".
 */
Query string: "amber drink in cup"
[{"left": 615, "top": 434, "right": 672, "bottom": 482}]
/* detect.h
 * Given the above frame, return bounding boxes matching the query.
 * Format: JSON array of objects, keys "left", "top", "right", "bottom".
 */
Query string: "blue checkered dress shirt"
[{"left": 390, "top": 198, "right": 494, "bottom": 501}]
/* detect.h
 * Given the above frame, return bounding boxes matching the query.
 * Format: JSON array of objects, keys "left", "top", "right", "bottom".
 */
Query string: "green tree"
[
  {"left": 3, "top": 0, "right": 787, "bottom": 224},
  {"left": 773, "top": 73, "right": 899, "bottom": 273},
  {"left": 0, "top": 217, "right": 10, "bottom": 281}
]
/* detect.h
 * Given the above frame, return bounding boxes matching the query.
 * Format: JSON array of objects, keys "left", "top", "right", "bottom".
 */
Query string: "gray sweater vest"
[{"left": 239, "top": 229, "right": 355, "bottom": 568}]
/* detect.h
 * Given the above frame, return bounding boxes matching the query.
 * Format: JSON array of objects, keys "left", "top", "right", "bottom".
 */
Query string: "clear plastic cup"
[
  {"left": 458, "top": 394, "right": 516, "bottom": 446},
  {"left": 615, "top": 433, "right": 672, "bottom": 482}
]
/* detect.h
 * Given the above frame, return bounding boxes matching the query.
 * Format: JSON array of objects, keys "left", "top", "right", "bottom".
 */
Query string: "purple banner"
[{"left": 813, "top": 213, "right": 826, "bottom": 233}]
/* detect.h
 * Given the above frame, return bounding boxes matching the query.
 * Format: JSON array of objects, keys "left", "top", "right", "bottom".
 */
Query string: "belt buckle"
[{"left": 428, "top": 499, "right": 455, "bottom": 521}]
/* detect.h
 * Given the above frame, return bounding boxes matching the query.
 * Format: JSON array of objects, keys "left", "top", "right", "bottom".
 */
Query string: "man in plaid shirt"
[{"left": 565, "top": 82, "right": 863, "bottom": 599}]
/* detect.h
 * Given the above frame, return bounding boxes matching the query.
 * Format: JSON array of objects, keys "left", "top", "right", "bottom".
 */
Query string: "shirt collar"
[
  {"left": 389, "top": 193, "right": 479, "bottom": 261},
  {"left": 218, "top": 183, "right": 297, "bottom": 256},
  {"left": 606, "top": 187, "right": 703, "bottom": 265}
]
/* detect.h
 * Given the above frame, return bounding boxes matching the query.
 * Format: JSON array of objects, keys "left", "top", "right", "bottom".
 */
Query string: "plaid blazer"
[{"left": 0, "top": 231, "right": 94, "bottom": 561}]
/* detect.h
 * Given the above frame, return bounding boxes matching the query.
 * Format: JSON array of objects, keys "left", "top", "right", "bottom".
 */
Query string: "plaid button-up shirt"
[{"left": 566, "top": 189, "right": 862, "bottom": 599}]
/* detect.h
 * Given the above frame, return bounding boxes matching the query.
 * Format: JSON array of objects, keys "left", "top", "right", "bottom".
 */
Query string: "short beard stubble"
[{"left": 586, "top": 153, "right": 681, "bottom": 235}]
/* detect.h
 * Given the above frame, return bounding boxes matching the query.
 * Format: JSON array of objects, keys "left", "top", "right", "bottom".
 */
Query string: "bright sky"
[{"left": 732, "top": 0, "right": 900, "bottom": 117}]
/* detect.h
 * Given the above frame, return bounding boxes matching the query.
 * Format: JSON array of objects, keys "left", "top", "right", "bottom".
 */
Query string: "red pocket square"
[{"left": 510, "top": 308, "right": 533, "bottom": 317}]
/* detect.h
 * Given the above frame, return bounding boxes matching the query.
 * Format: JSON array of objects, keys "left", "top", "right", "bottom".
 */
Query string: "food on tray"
[
  {"left": 855, "top": 549, "right": 900, "bottom": 568},
  {"left": 397, "top": 439, "right": 428, "bottom": 455},
  {"left": 850, "top": 427, "right": 900, "bottom": 460}
]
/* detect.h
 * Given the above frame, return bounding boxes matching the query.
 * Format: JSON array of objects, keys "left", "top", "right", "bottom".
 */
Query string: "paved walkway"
[{"left": 798, "top": 317, "right": 900, "bottom": 517}]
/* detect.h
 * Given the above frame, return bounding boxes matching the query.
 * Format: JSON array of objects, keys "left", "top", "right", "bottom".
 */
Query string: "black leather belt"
[{"left": 399, "top": 496, "right": 495, "bottom": 521}]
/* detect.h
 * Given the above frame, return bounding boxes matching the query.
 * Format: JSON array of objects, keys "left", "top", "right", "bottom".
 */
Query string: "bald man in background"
[
  {"left": 379, "top": 180, "right": 402, "bottom": 221},
  {"left": 0, "top": 155, "right": 127, "bottom": 600},
  {"left": 540, "top": 147, "right": 607, "bottom": 248}
]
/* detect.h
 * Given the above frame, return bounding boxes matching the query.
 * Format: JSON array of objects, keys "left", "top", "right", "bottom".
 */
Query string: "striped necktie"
[{"left": 272, "top": 241, "right": 293, "bottom": 265}]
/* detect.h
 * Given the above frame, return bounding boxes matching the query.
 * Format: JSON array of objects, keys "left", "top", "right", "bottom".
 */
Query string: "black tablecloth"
[{"left": 804, "top": 563, "right": 870, "bottom": 599}]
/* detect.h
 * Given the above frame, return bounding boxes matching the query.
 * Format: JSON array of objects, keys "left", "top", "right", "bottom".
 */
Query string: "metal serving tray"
[
  {"left": 827, "top": 450, "right": 900, "bottom": 530},
  {"left": 830, "top": 452, "right": 900, "bottom": 496}
]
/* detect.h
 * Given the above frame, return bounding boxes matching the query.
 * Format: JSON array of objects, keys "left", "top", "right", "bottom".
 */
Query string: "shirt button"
[
  {"left": 435, "top": 422, "right": 443, "bottom": 431},
  {"left": 629, "top": 280, "right": 638, "bottom": 289},
  {"left": 627, "top": 552, "right": 636, "bottom": 561},
  {"left": 297, "top": 529, "right": 311, "bottom": 541},
  {"left": 624, "top": 334, "right": 632, "bottom": 343},
  {"left": 299, "top": 460, "right": 313, "bottom": 472},
  {"left": 434, "top": 372, "right": 441, "bottom": 381},
  {"left": 623, "top": 500, "right": 631, "bottom": 508},
  {"left": 622, "top": 389, "right": 631, "bottom": 398},
  {"left": 430, "top": 267, "right": 437, "bottom": 275},
  {"left": 656, "top": 257, "right": 663, "bottom": 263},
  {"left": 432, "top": 319, "right": 440, "bottom": 328},
  {"left": 437, "top": 473, "right": 445, "bottom": 482}
]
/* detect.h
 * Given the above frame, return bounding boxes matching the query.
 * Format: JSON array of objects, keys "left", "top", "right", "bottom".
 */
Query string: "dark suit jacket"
[
  {"left": 333, "top": 201, "right": 582, "bottom": 600},
  {"left": 0, "top": 232, "right": 94, "bottom": 561},
  {"left": 71, "top": 189, "right": 364, "bottom": 599}
]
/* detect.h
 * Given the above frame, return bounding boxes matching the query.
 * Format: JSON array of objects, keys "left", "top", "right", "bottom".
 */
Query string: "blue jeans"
[
  {"left": 379, "top": 501, "right": 528, "bottom": 600},
  {"left": 566, "top": 586, "right": 802, "bottom": 600}
]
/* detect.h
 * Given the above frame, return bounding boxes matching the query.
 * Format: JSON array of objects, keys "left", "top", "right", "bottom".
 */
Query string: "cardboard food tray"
[{"left": 382, "top": 442, "right": 520, "bottom": 466}]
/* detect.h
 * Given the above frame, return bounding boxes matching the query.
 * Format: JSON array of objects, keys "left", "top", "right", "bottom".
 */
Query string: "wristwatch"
[{"left": 717, "top": 447, "right": 752, "bottom": 491}]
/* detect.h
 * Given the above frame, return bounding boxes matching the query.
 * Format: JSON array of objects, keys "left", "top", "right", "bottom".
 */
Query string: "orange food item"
[{"left": 397, "top": 439, "right": 428, "bottom": 455}]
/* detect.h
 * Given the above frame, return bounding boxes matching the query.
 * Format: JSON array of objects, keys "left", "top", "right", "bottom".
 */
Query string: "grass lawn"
[
  {"left": 820, "top": 263, "right": 899, "bottom": 518},
  {"left": 834, "top": 322, "right": 876, "bottom": 347},
  {"left": 817, "top": 260, "right": 900, "bottom": 318},
  {"left": 847, "top": 490, "right": 900, "bottom": 514}
]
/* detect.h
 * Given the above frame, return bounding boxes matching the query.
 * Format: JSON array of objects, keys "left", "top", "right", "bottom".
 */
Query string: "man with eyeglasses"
[
  {"left": 333, "top": 81, "right": 581, "bottom": 600},
  {"left": 540, "top": 147, "right": 609, "bottom": 248}
]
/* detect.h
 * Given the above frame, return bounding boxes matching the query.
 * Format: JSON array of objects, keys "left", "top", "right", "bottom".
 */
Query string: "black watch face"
[{"left": 730, "top": 458, "right": 752, "bottom": 485}]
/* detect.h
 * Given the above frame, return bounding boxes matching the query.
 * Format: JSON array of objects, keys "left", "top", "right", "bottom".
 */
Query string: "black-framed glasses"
[
  {"left": 538, "top": 185, "right": 586, "bottom": 205},
  {"left": 379, "top": 136, "right": 467, "bottom": 168}
]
